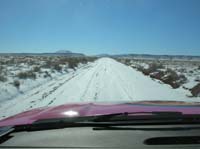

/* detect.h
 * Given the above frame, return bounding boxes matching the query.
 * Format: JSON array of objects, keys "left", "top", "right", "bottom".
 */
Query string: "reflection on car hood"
[{"left": 0, "top": 102, "right": 200, "bottom": 127}]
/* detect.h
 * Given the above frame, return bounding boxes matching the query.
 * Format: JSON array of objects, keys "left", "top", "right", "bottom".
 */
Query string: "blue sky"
[{"left": 0, "top": 0, "right": 200, "bottom": 55}]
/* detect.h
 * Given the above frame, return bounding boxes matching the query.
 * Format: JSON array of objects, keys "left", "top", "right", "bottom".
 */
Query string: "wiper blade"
[
  {"left": 0, "top": 126, "right": 15, "bottom": 142},
  {"left": 92, "top": 111, "right": 183, "bottom": 122},
  {"left": 93, "top": 126, "right": 200, "bottom": 131},
  {"left": 16, "top": 112, "right": 200, "bottom": 132},
  {"left": 0, "top": 126, "right": 14, "bottom": 138}
]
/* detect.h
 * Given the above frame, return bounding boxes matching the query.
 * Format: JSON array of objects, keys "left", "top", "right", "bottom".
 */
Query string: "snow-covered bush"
[
  {"left": 137, "top": 66, "right": 149, "bottom": 75},
  {"left": 164, "top": 68, "right": 179, "bottom": 80},
  {"left": 149, "top": 62, "right": 164, "bottom": 70},
  {"left": 137, "top": 65, "right": 188, "bottom": 89},
  {"left": 150, "top": 71, "right": 165, "bottom": 80},
  {"left": 161, "top": 68, "right": 187, "bottom": 88},
  {"left": 137, "top": 62, "right": 164, "bottom": 76}
]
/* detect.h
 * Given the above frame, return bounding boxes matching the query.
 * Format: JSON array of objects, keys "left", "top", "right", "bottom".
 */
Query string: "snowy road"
[{"left": 0, "top": 58, "right": 197, "bottom": 119}]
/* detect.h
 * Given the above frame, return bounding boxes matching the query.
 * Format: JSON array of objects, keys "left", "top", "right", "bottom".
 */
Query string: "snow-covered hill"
[{"left": 0, "top": 58, "right": 199, "bottom": 119}]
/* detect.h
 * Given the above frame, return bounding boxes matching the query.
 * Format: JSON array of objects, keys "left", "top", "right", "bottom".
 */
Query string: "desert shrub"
[
  {"left": 56, "top": 57, "right": 68, "bottom": 65},
  {"left": 0, "top": 65, "right": 4, "bottom": 73},
  {"left": 164, "top": 68, "right": 179, "bottom": 80},
  {"left": 26, "top": 58, "right": 35, "bottom": 65},
  {"left": 179, "top": 68, "right": 187, "bottom": 73},
  {"left": 149, "top": 62, "right": 164, "bottom": 71},
  {"left": 43, "top": 71, "right": 51, "bottom": 78},
  {"left": 195, "top": 76, "right": 200, "bottom": 82},
  {"left": 142, "top": 69, "right": 151, "bottom": 76},
  {"left": 78, "top": 57, "right": 88, "bottom": 64},
  {"left": 161, "top": 68, "right": 187, "bottom": 88},
  {"left": 51, "top": 69, "right": 55, "bottom": 73},
  {"left": 40, "top": 57, "right": 97, "bottom": 71},
  {"left": 66, "top": 57, "right": 97, "bottom": 69},
  {"left": 124, "top": 59, "right": 131, "bottom": 65},
  {"left": 0, "top": 75, "right": 7, "bottom": 82},
  {"left": 42, "top": 60, "right": 53, "bottom": 68},
  {"left": 68, "top": 62, "right": 77, "bottom": 69},
  {"left": 13, "top": 80, "right": 20, "bottom": 89},
  {"left": 138, "top": 62, "right": 164, "bottom": 76},
  {"left": 136, "top": 65, "right": 149, "bottom": 75},
  {"left": 68, "top": 59, "right": 78, "bottom": 69},
  {"left": 53, "top": 64, "right": 62, "bottom": 72},
  {"left": 0, "top": 65, "right": 7, "bottom": 74},
  {"left": 178, "top": 74, "right": 188, "bottom": 84},
  {"left": 83, "top": 57, "right": 97, "bottom": 63},
  {"left": 162, "top": 77, "right": 179, "bottom": 88},
  {"left": 161, "top": 69, "right": 179, "bottom": 88},
  {"left": 0, "top": 65, "right": 7, "bottom": 82},
  {"left": 17, "top": 71, "right": 36, "bottom": 79},
  {"left": 150, "top": 71, "right": 165, "bottom": 80},
  {"left": 189, "top": 70, "right": 194, "bottom": 73},
  {"left": 33, "top": 66, "right": 41, "bottom": 72},
  {"left": 0, "top": 60, "right": 6, "bottom": 65},
  {"left": 190, "top": 83, "right": 200, "bottom": 97},
  {"left": 6, "top": 58, "right": 15, "bottom": 65},
  {"left": 136, "top": 62, "right": 187, "bottom": 88},
  {"left": 131, "top": 65, "right": 137, "bottom": 69}
]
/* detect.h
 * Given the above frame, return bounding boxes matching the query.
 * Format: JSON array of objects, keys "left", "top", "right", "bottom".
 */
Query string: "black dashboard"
[{"left": 1, "top": 124, "right": 200, "bottom": 149}]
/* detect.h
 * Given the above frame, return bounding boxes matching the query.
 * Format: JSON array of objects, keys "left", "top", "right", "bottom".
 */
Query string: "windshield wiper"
[
  {"left": 93, "top": 126, "right": 200, "bottom": 131},
  {"left": 0, "top": 126, "right": 15, "bottom": 143},
  {"left": 15, "top": 111, "right": 200, "bottom": 131},
  {"left": 92, "top": 111, "right": 183, "bottom": 122}
]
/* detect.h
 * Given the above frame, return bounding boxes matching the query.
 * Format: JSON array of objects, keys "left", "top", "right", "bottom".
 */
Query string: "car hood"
[{"left": 0, "top": 102, "right": 200, "bottom": 127}]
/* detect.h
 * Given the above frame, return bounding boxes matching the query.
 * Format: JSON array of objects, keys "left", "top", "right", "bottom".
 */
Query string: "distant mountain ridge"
[
  {"left": 0, "top": 52, "right": 200, "bottom": 60},
  {"left": 96, "top": 53, "right": 200, "bottom": 60},
  {"left": 0, "top": 51, "right": 85, "bottom": 57},
  {"left": 55, "top": 50, "right": 72, "bottom": 54}
]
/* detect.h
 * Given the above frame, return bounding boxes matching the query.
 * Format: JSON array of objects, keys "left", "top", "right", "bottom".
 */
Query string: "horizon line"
[{"left": 0, "top": 52, "right": 200, "bottom": 57}]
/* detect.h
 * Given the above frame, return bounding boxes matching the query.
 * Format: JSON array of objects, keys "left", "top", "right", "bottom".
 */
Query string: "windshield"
[{"left": 0, "top": 0, "right": 200, "bottom": 121}]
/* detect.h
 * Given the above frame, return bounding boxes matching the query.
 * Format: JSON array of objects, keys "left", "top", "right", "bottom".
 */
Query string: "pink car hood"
[{"left": 0, "top": 102, "right": 200, "bottom": 127}]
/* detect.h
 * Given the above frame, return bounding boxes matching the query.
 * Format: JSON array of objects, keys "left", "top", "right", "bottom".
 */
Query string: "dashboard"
[{"left": 1, "top": 124, "right": 200, "bottom": 149}]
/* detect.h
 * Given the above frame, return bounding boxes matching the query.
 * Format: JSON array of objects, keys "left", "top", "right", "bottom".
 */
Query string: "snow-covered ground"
[
  {"left": 122, "top": 58, "right": 200, "bottom": 94},
  {"left": 0, "top": 57, "right": 200, "bottom": 119}
]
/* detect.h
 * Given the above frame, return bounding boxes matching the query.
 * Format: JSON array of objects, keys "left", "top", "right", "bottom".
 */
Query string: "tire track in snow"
[
  {"left": 80, "top": 62, "right": 102, "bottom": 101},
  {"left": 26, "top": 64, "right": 94, "bottom": 101},
  {"left": 93, "top": 73, "right": 99, "bottom": 101},
  {"left": 0, "top": 63, "right": 95, "bottom": 118},
  {"left": 113, "top": 67, "right": 133, "bottom": 100},
  {"left": 29, "top": 64, "right": 95, "bottom": 107},
  {"left": 1, "top": 58, "right": 197, "bottom": 120},
  {"left": 93, "top": 62, "right": 108, "bottom": 101}
]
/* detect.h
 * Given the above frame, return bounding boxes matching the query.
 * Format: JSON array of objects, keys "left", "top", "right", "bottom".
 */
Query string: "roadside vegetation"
[
  {"left": 0, "top": 55, "right": 97, "bottom": 91},
  {"left": 117, "top": 58, "right": 200, "bottom": 97},
  {"left": 0, "top": 65, "right": 7, "bottom": 82}
]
